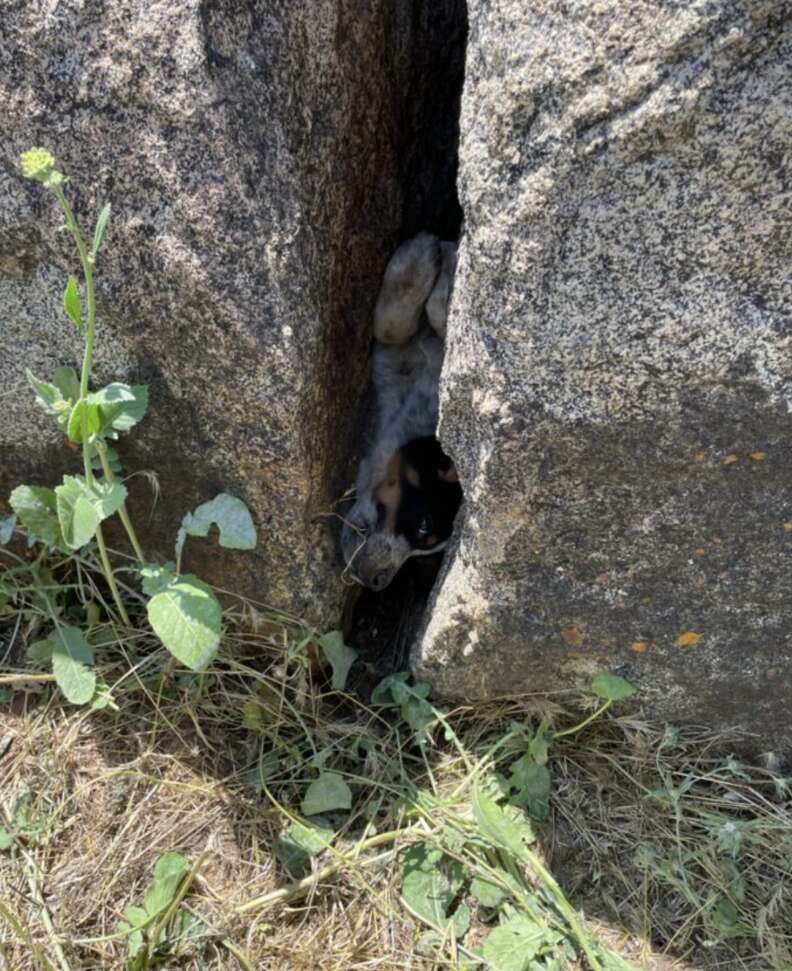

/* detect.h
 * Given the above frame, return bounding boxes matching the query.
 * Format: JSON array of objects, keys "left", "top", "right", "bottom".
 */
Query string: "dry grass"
[{"left": 1, "top": 594, "right": 790, "bottom": 971}]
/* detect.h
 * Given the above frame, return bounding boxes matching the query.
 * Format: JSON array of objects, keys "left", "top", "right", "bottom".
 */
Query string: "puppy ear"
[{"left": 437, "top": 461, "right": 459, "bottom": 484}]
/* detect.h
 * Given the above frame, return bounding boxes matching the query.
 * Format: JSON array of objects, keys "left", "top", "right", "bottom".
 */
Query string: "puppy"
[{"left": 342, "top": 234, "right": 460, "bottom": 591}]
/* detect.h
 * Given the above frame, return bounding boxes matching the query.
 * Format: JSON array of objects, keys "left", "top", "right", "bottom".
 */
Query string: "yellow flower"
[{"left": 20, "top": 148, "right": 57, "bottom": 182}]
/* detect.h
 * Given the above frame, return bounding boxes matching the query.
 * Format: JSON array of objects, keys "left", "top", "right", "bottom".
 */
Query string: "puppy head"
[
  {"left": 341, "top": 439, "right": 462, "bottom": 591},
  {"left": 341, "top": 451, "right": 413, "bottom": 591}
]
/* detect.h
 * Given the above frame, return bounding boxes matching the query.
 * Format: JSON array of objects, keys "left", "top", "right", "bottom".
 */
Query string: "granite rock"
[
  {"left": 415, "top": 0, "right": 792, "bottom": 743},
  {"left": 0, "top": 0, "right": 465, "bottom": 623}
]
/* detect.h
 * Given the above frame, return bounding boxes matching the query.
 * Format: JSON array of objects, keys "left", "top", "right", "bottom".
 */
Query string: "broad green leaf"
[
  {"left": 108, "top": 384, "right": 148, "bottom": 432},
  {"left": 66, "top": 400, "right": 102, "bottom": 443},
  {"left": 287, "top": 817, "right": 335, "bottom": 855},
  {"left": 318, "top": 630, "right": 357, "bottom": 691},
  {"left": 482, "top": 914, "right": 547, "bottom": 971},
  {"left": 143, "top": 852, "right": 190, "bottom": 916},
  {"left": 27, "top": 369, "right": 74, "bottom": 432},
  {"left": 273, "top": 836, "right": 311, "bottom": 879},
  {"left": 401, "top": 843, "right": 470, "bottom": 936},
  {"left": 472, "top": 784, "right": 535, "bottom": 860},
  {"left": 591, "top": 673, "right": 635, "bottom": 702},
  {"left": 28, "top": 637, "right": 54, "bottom": 663},
  {"left": 88, "top": 385, "right": 138, "bottom": 440},
  {"left": 9, "top": 485, "right": 67, "bottom": 550},
  {"left": 122, "top": 904, "right": 148, "bottom": 929},
  {"left": 601, "top": 949, "right": 644, "bottom": 971},
  {"left": 371, "top": 674, "right": 437, "bottom": 740},
  {"left": 91, "top": 480, "right": 127, "bottom": 519},
  {"left": 707, "top": 897, "right": 753, "bottom": 938},
  {"left": 0, "top": 828, "right": 12, "bottom": 851},
  {"left": 63, "top": 275, "right": 82, "bottom": 330},
  {"left": 139, "top": 562, "right": 177, "bottom": 597},
  {"left": 0, "top": 515, "right": 15, "bottom": 545},
  {"left": 176, "top": 493, "right": 257, "bottom": 560},
  {"left": 26, "top": 370, "right": 62, "bottom": 412},
  {"left": 90, "top": 678, "right": 117, "bottom": 711},
  {"left": 52, "top": 366, "right": 80, "bottom": 401},
  {"left": 55, "top": 476, "right": 99, "bottom": 548},
  {"left": 87, "top": 382, "right": 136, "bottom": 408},
  {"left": 529, "top": 720, "right": 552, "bottom": 765},
  {"left": 50, "top": 625, "right": 95, "bottom": 704},
  {"left": 470, "top": 875, "right": 506, "bottom": 908},
  {"left": 124, "top": 922, "right": 145, "bottom": 959},
  {"left": 147, "top": 574, "right": 222, "bottom": 671},
  {"left": 509, "top": 759, "right": 551, "bottom": 819},
  {"left": 389, "top": 679, "right": 411, "bottom": 704},
  {"left": 55, "top": 476, "right": 126, "bottom": 549},
  {"left": 301, "top": 772, "right": 352, "bottom": 816},
  {"left": 92, "top": 202, "right": 111, "bottom": 258},
  {"left": 371, "top": 671, "right": 410, "bottom": 705}
]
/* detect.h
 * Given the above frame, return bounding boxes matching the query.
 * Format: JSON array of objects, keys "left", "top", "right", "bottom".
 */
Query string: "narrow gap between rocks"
[{"left": 344, "top": 0, "right": 468, "bottom": 696}]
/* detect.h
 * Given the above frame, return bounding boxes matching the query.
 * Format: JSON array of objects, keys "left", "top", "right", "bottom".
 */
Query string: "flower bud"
[{"left": 20, "top": 148, "right": 57, "bottom": 182}]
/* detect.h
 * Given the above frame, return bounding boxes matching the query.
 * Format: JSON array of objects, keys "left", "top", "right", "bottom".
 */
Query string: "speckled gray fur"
[{"left": 342, "top": 234, "right": 451, "bottom": 589}]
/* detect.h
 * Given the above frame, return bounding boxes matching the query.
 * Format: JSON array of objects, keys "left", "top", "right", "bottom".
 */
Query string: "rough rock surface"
[
  {"left": 415, "top": 0, "right": 792, "bottom": 743},
  {"left": 0, "top": 0, "right": 464, "bottom": 622}
]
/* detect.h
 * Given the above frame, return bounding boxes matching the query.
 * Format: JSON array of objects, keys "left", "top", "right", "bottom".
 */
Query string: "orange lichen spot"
[
  {"left": 631, "top": 640, "right": 649, "bottom": 653},
  {"left": 595, "top": 572, "right": 610, "bottom": 583},
  {"left": 694, "top": 451, "right": 706, "bottom": 462},
  {"left": 723, "top": 454, "right": 738, "bottom": 465},
  {"left": 561, "top": 628, "right": 583, "bottom": 647},
  {"left": 711, "top": 536, "right": 722, "bottom": 545},
  {"left": 750, "top": 451, "right": 767, "bottom": 461},
  {"left": 694, "top": 548, "right": 706, "bottom": 556},
  {"left": 783, "top": 522, "right": 792, "bottom": 532},
  {"left": 676, "top": 631, "right": 702, "bottom": 647}
]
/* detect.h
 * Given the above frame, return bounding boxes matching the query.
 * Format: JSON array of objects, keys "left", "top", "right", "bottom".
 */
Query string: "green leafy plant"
[
  {"left": 6, "top": 149, "right": 257, "bottom": 701},
  {"left": 118, "top": 852, "right": 199, "bottom": 969},
  {"left": 376, "top": 672, "right": 640, "bottom": 970},
  {"left": 371, "top": 672, "right": 438, "bottom": 741}
]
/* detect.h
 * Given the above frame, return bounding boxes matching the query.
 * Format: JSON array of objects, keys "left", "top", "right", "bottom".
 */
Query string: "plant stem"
[
  {"left": 521, "top": 844, "right": 604, "bottom": 971},
  {"left": 93, "top": 527, "right": 130, "bottom": 624},
  {"left": 236, "top": 847, "right": 398, "bottom": 916},
  {"left": 235, "top": 829, "right": 406, "bottom": 916},
  {"left": 96, "top": 443, "right": 145, "bottom": 564},
  {"left": 52, "top": 185, "right": 93, "bottom": 398},
  {"left": 52, "top": 185, "right": 130, "bottom": 626},
  {"left": 553, "top": 700, "right": 612, "bottom": 739}
]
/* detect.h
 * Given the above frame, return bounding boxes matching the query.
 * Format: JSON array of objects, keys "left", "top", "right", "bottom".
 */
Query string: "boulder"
[
  {"left": 0, "top": 0, "right": 465, "bottom": 624},
  {"left": 415, "top": 0, "right": 792, "bottom": 743}
]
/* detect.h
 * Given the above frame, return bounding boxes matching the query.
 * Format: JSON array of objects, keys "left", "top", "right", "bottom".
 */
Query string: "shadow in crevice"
[
  {"left": 342, "top": 0, "right": 469, "bottom": 683},
  {"left": 395, "top": 0, "right": 468, "bottom": 243}
]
